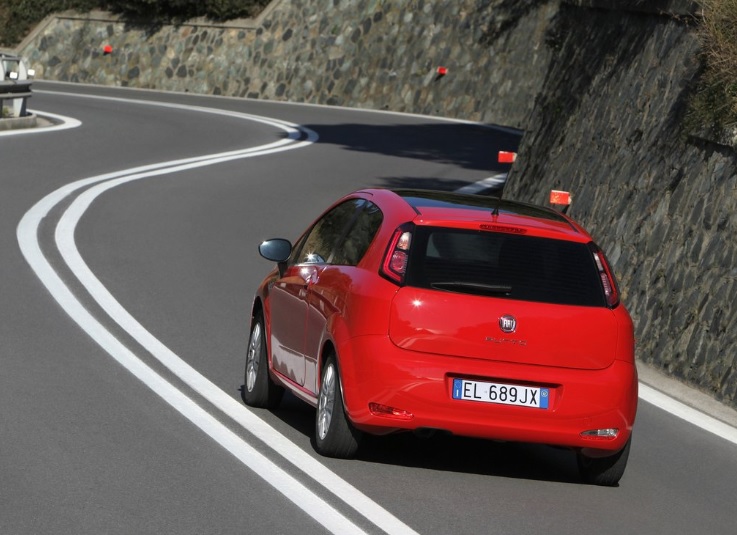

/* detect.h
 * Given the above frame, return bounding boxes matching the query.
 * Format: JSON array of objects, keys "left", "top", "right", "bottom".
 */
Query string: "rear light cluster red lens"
[
  {"left": 591, "top": 245, "right": 620, "bottom": 308},
  {"left": 381, "top": 225, "right": 413, "bottom": 285},
  {"left": 580, "top": 428, "right": 619, "bottom": 441},
  {"left": 369, "top": 402, "right": 414, "bottom": 420}
]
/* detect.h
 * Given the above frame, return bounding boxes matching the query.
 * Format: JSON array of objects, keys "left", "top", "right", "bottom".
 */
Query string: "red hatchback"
[{"left": 243, "top": 188, "right": 638, "bottom": 486}]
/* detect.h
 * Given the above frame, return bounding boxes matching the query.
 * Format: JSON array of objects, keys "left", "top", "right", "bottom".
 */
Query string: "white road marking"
[
  {"left": 639, "top": 384, "right": 737, "bottom": 446},
  {"left": 18, "top": 93, "right": 421, "bottom": 535},
  {"left": 455, "top": 172, "right": 507, "bottom": 194},
  {"left": 0, "top": 110, "right": 81, "bottom": 136}
]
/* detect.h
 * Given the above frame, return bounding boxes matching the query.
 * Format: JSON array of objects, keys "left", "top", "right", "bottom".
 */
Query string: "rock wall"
[
  {"left": 17, "top": 0, "right": 737, "bottom": 408},
  {"left": 506, "top": 3, "right": 737, "bottom": 408},
  {"left": 18, "top": 0, "right": 557, "bottom": 129}
]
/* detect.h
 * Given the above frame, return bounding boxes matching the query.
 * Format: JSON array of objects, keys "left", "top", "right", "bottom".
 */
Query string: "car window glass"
[
  {"left": 293, "top": 200, "right": 364, "bottom": 265},
  {"left": 408, "top": 228, "right": 605, "bottom": 307},
  {"left": 331, "top": 201, "right": 383, "bottom": 266}
]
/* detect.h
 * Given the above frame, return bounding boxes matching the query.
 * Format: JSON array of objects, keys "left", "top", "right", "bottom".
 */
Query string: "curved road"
[{"left": 2, "top": 83, "right": 736, "bottom": 534}]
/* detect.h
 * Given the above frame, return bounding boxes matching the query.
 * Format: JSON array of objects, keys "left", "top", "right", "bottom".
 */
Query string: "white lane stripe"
[
  {"left": 35, "top": 83, "right": 524, "bottom": 134},
  {"left": 19, "top": 201, "right": 365, "bottom": 535},
  {"left": 20, "top": 93, "right": 420, "bottom": 535},
  {"left": 16, "top": 127, "right": 370, "bottom": 535},
  {"left": 56, "top": 171, "right": 420, "bottom": 535},
  {"left": 639, "top": 384, "right": 737, "bottom": 446},
  {"left": 455, "top": 173, "right": 507, "bottom": 194},
  {"left": 33, "top": 88, "right": 305, "bottom": 131},
  {"left": 0, "top": 110, "right": 81, "bottom": 136}
]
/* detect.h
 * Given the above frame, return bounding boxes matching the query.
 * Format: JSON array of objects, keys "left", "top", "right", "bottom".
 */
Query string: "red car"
[{"left": 243, "top": 188, "right": 638, "bottom": 486}]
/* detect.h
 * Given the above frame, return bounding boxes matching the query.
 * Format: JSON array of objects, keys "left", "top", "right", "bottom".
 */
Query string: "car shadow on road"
[
  {"left": 356, "top": 432, "right": 581, "bottom": 485},
  {"left": 267, "top": 391, "right": 582, "bottom": 485},
  {"left": 368, "top": 175, "right": 504, "bottom": 194},
  {"left": 291, "top": 121, "right": 522, "bottom": 175}
]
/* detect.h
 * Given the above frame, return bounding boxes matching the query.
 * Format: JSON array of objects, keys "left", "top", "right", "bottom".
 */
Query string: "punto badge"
[{"left": 499, "top": 315, "right": 517, "bottom": 333}]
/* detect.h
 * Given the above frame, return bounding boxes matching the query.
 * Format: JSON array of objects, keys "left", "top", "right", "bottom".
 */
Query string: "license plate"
[{"left": 452, "top": 378, "right": 549, "bottom": 409}]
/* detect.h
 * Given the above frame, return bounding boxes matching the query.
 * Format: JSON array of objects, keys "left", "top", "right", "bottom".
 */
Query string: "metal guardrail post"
[{"left": 1, "top": 53, "right": 34, "bottom": 120}]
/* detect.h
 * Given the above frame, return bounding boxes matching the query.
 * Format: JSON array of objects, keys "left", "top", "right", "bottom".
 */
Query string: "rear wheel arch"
[
  {"left": 318, "top": 340, "right": 337, "bottom": 388},
  {"left": 318, "top": 338, "right": 358, "bottom": 415},
  {"left": 313, "top": 349, "right": 362, "bottom": 458},
  {"left": 250, "top": 298, "right": 264, "bottom": 324}
]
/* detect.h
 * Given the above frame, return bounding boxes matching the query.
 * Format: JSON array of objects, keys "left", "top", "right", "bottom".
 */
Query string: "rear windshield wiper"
[{"left": 430, "top": 282, "right": 512, "bottom": 296}]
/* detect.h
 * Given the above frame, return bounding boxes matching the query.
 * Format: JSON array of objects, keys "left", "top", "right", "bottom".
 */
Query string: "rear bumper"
[{"left": 337, "top": 335, "right": 638, "bottom": 452}]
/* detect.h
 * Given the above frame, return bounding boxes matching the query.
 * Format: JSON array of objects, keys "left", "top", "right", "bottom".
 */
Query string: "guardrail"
[{"left": 1, "top": 53, "right": 34, "bottom": 120}]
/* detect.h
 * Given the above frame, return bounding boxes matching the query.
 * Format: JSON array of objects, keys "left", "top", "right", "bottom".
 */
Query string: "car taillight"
[
  {"left": 580, "top": 428, "right": 619, "bottom": 441},
  {"left": 369, "top": 402, "right": 414, "bottom": 420},
  {"left": 381, "top": 224, "right": 413, "bottom": 285},
  {"left": 590, "top": 245, "right": 620, "bottom": 308}
]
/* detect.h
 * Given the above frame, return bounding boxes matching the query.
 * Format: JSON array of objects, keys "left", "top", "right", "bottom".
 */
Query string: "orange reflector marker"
[
  {"left": 498, "top": 151, "right": 517, "bottom": 164},
  {"left": 550, "top": 190, "right": 572, "bottom": 206}
]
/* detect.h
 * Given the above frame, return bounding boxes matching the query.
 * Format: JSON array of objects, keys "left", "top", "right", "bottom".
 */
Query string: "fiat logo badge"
[{"left": 499, "top": 315, "right": 517, "bottom": 333}]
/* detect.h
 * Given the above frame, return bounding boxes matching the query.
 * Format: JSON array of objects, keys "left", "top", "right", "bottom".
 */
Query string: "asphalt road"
[{"left": 2, "top": 82, "right": 736, "bottom": 534}]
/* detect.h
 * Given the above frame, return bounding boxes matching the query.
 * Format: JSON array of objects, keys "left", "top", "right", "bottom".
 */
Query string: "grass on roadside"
[
  {"left": 686, "top": 1, "right": 737, "bottom": 138},
  {"left": 0, "top": 0, "right": 269, "bottom": 48}
]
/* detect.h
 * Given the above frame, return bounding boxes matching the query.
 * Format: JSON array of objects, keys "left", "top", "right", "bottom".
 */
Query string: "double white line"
[{"left": 17, "top": 92, "right": 420, "bottom": 535}]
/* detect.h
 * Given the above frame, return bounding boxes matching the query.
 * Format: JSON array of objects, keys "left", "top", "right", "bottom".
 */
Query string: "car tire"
[
  {"left": 314, "top": 355, "right": 362, "bottom": 458},
  {"left": 242, "top": 312, "right": 283, "bottom": 409},
  {"left": 577, "top": 437, "right": 632, "bottom": 486}
]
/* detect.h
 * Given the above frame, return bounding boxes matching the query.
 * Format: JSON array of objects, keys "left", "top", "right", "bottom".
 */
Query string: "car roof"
[{"left": 356, "top": 188, "right": 590, "bottom": 241}]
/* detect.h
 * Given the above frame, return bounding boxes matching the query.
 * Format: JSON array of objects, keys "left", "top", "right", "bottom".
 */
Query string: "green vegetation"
[
  {"left": 0, "top": 1, "right": 94, "bottom": 47},
  {"left": 686, "top": 1, "right": 737, "bottom": 137},
  {"left": 104, "top": 0, "right": 269, "bottom": 23},
  {"left": 0, "top": 0, "right": 268, "bottom": 48}
]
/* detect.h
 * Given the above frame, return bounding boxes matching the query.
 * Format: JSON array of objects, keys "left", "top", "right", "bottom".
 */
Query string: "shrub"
[
  {"left": 687, "top": 1, "right": 737, "bottom": 138},
  {"left": 0, "top": 1, "right": 100, "bottom": 47},
  {"left": 0, "top": 0, "right": 269, "bottom": 47},
  {"left": 105, "top": 1, "right": 269, "bottom": 23}
]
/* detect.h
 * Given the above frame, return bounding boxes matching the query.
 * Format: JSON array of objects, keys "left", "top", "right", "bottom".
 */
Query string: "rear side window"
[
  {"left": 291, "top": 199, "right": 383, "bottom": 267},
  {"left": 332, "top": 202, "right": 383, "bottom": 265},
  {"left": 406, "top": 227, "right": 606, "bottom": 307},
  {"left": 293, "top": 200, "right": 361, "bottom": 265}
]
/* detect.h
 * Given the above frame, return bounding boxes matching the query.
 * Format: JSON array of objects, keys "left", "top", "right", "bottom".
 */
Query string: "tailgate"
[{"left": 388, "top": 287, "right": 618, "bottom": 370}]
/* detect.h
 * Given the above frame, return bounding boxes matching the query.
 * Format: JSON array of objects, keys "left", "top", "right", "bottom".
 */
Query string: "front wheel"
[
  {"left": 314, "top": 355, "right": 362, "bottom": 458},
  {"left": 577, "top": 437, "right": 632, "bottom": 486},
  {"left": 242, "top": 312, "right": 283, "bottom": 409}
]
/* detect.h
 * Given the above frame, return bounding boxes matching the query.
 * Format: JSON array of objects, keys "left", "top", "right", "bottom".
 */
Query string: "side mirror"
[{"left": 259, "top": 238, "right": 292, "bottom": 263}]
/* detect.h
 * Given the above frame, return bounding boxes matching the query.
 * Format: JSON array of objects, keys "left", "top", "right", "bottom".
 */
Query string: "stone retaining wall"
[
  {"left": 506, "top": 3, "right": 736, "bottom": 408},
  {"left": 18, "top": 0, "right": 557, "bottom": 129},
  {"left": 16, "top": 0, "right": 737, "bottom": 408}
]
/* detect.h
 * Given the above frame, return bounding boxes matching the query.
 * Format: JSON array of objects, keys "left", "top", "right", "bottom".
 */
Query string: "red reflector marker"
[
  {"left": 369, "top": 403, "right": 414, "bottom": 420},
  {"left": 549, "top": 190, "right": 571, "bottom": 206},
  {"left": 436, "top": 66, "right": 448, "bottom": 76},
  {"left": 498, "top": 151, "right": 517, "bottom": 164}
]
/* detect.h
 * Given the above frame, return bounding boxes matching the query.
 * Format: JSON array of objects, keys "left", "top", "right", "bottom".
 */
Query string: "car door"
[
  {"left": 302, "top": 200, "right": 384, "bottom": 393},
  {"left": 268, "top": 199, "right": 366, "bottom": 388}
]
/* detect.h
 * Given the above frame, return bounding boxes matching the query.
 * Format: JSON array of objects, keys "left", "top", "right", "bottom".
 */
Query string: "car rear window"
[{"left": 405, "top": 227, "right": 606, "bottom": 307}]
